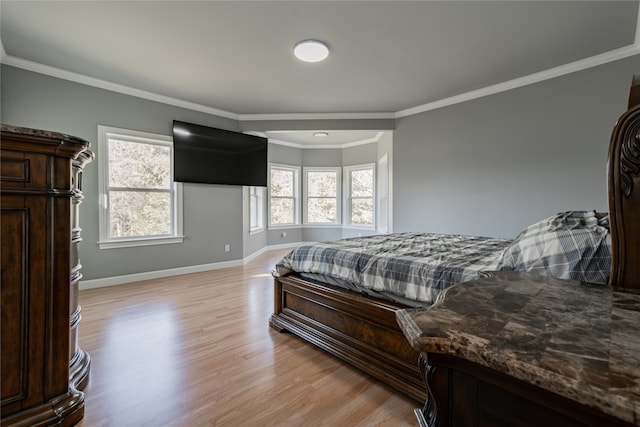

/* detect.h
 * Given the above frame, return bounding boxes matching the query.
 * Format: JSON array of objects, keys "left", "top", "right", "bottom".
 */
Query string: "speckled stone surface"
[
  {"left": 1, "top": 124, "right": 93, "bottom": 161},
  {"left": 396, "top": 271, "right": 640, "bottom": 425},
  {"left": 1, "top": 123, "right": 89, "bottom": 145}
]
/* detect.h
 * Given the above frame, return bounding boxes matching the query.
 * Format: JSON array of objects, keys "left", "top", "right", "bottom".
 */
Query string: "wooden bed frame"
[{"left": 269, "top": 77, "right": 640, "bottom": 404}]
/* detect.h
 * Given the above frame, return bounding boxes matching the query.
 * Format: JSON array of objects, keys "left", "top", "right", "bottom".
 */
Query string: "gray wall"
[
  {"left": 343, "top": 143, "right": 377, "bottom": 166},
  {"left": 1, "top": 65, "right": 249, "bottom": 280},
  {"left": 1, "top": 66, "right": 383, "bottom": 280},
  {"left": 3, "top": 53, "right": 639, "bottom": 281},
  {"left": 393, "top": 54, "right": 640, "bottom": 239}
]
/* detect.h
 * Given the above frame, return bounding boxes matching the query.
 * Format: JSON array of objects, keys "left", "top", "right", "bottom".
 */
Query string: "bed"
[{"left": 269, "top": 77, "right": 640, "bottom": 403}]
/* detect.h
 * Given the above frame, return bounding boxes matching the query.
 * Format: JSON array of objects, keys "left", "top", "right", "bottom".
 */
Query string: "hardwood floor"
[{"left": 76, "top": 249, "right": 419, "bottom": 426}]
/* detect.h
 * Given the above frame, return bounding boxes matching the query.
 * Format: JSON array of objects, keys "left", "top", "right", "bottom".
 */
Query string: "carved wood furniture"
[
  {"left": 1, "top": 125, "right": 93, "bottom": 426},
  {"left": 396, "top": 272, "right": 640, "bottom": 427},
  {"left": 399, "top": 79, "right": 640, "bottom": 426},
  {"left": 270, "top": 76, "right": 640, "bottom": 411},
  {"left": 270, "top": 275, "right": 425, "bottom": 402},
  {"left": 607, "top": 74, "right": 640, "bottom": 291}
]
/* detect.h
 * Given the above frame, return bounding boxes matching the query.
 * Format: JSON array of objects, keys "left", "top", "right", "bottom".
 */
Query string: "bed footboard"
[{"left": 269, "top": 274, "right": 425, "bottom": 403}]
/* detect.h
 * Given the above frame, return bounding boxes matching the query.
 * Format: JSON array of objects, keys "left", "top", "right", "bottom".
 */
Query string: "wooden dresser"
[
  {"left": 397, "top": 271, "right": 640, "bottom": 427},
  {"left": 1, "top": 124, "right": 93, "bottom": 426}
]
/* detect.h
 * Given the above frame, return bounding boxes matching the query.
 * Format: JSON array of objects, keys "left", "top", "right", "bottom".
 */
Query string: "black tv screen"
[{"left": 172, "top": 120, "right": 267, "bottom": 186}]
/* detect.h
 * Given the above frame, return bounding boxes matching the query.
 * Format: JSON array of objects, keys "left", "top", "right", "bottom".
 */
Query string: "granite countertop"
[
  {"left": 1, "top": 123, "right": 93, "bottom": 159},
  {"left": 396, "top": 271, "right": 640, "bottom": 425},
  {"left": 1, "top": 123, "right": 89, "bottom": 145}
]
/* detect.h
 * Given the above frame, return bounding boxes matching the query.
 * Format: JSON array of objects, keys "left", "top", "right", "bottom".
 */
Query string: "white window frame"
[
  {"left": 249, "top": 186, "right": 265, "bottom": 234},
  {"left": 303, "top": 167, "right": 342, "bottom": 226},
  {"left": 268, "top": 163, "right": 301, "bottom": 227},
  {"left": 343, "top": 163, "right": 376, "bottom": 229},
  {"left": 97, "top": 125, "right": 184, "bottom": 249}
]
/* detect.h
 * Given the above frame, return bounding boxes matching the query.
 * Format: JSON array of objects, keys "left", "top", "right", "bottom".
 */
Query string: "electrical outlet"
[{"left": 224, "top": 244, "right": 230, "bottom": 252}]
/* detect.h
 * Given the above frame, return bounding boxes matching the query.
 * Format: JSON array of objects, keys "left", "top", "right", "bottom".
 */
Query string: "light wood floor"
[{"left": 76, "top": 249, "right": 419, "bottom": 427}]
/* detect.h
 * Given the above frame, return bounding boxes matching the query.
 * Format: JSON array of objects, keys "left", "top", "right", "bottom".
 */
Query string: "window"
[
  {"left": 249, "top": 186, "right": 265, "bottom": 232},
  {"left": 304, "top": 167, "right": 341, "bottom": 225},
  {"left": 269, "top": 164, "right": 300, "bottom": 225},
  {"left": 344, "top": 164, "right": 375, "bottom": 227},
  {"left": 98, "top": 125, "right": 183, "bottom": 249}
]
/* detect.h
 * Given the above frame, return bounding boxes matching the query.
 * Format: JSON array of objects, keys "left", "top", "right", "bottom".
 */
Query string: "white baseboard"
[
  {"left": 265, "top": 241, "right": 306, "bottom": 251},
  {"left": 79, "top": 242, "right": 303, "bottom": 290}
]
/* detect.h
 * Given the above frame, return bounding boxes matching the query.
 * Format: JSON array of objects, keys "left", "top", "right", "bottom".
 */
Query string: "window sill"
[
  {"left": 98, "top": 235, "right": 185, "bottom": 250},
  {"left": 249, "top": 227, "right": 265, "bottom": 235},
  {"left": 344, "top": 224, "right": 376, "bottom": 230}
]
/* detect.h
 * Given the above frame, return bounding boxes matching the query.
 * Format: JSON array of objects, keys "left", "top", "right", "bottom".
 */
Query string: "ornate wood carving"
[
  {"left": 416, "top": 353, "right": 442, "bottom": 427},
  {"left": 1, "top": 125, "right": 93, "bottom": 426},
  {"left": 607, "top": 77, "right": 640, "bottom": 290},
  {"left": 618, "top": 124, "right": 640, "bottom": 198}
]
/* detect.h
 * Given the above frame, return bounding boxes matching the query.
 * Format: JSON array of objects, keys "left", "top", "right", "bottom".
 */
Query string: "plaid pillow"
[{"left": 500, "top": 211, "right": 611, "bottom": 284}]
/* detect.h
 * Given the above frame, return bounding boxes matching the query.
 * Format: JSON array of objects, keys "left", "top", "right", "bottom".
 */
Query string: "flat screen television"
[{"left": 172, "top": 120, "right": 267, "bottom": 186}]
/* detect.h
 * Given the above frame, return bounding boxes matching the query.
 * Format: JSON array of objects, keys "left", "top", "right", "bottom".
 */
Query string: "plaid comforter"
[
  {"left": 275, "top": 232, "right": 511, "bottom": 303},
  {"left": 274, "top": 212, "right": 612, "bottom": 304}
]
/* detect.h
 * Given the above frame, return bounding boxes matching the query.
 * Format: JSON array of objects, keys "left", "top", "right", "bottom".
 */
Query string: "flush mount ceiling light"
[
  {"left": 294, "top": 40, "right": 329, "bottom": 63},
  {"left": 313, "top": 132, "right": 329, "bottom": 138}
]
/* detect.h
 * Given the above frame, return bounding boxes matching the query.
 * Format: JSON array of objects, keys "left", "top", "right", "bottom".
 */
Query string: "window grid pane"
[
  {"left": 306, "top": 169, "right": 338, "bottom": 224},
  {"left": 270, "top": 169, "right": 294, "bottom": 197},
  {"left": 308, "top": 198, "right": 337, "bottom": 223},
  {"left": 250, "top": 187, "right": 264, "bottom": 230},
  {"left": 250, "top": 193, "right": 258, "bottom": 228},
  {"left": 307, "top": 171, "right": 337, "bottom": 197},
  {"left": 100, "top": 126, "right": 179, "bottom": 244},
  {"left": 108, "top": 139, "right": 171, "bottom": 189},
  {"left": 271, "top": 197, "right": 295, "bottom": 224},
  {"left": 270, "top": 166, "right": 298, "bottom": 225},
  {"left": 351, "top": 198, "right": 374, "bottom": 225},
  {"left": 347, "top": 166, "right": 374, "bottom": 226},
  {"left": 109, "top": 190, "right": 172, "bottom": 237},
  {"left": 350, "top": 169, "right": 373, "bottom": 197}
]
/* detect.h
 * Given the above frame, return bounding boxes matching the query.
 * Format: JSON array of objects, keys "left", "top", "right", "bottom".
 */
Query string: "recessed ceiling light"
[
  {"left": 294, "top": 40, "right": 329, "bottom": 63},
  {"left": 313, "top": 132, "right": 329, "bottom": 138}
]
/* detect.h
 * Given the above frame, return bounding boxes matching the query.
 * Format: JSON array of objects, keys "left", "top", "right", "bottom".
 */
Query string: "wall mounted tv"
[{"left": 172, "top": 120, "right": 267, "bottom": 187}]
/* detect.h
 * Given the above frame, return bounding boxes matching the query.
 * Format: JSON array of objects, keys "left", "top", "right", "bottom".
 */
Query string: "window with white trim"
[
  {"left": 98, "top": 125, "right": 183, "bottom": 249},
  {"left": 249, "top": 186, "right": 265, "bottom": 232},
  {"left": 304, "top": 167, "right": 341, "bottom": 225},
  {"left": 344, "top": 163, "right": 375, "bottom": 227},
  {"left": 269, "top": 164, "right": 300, "bottom": 226}
]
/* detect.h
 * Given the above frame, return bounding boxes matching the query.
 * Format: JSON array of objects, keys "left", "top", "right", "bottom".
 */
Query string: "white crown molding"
[
  {"left": 266, "top": 137, "right": 359, "bottom": 150},
  {"left": 395, "top": 0, "right": 640, "bottom": 119},
  {"left": 396, "top": 43, "right": 640, "bottom": 118},
  {"left": 341, "top": 130, "right": 385, "bottom": 148},
  {"left": 266, "top": 137, "right": 306, "bottom": 149},
  {"left": 1, "top": 54, "right": 240, "bottom": 120},
  {"left": 265, "top": 130, "right": 384, "bottom": 149},
  {"left": 238, "top": 111, "right": 396, "bottom": 121},
  {"left": 2, "top": 39, "right": 639, "bottom": 121}
]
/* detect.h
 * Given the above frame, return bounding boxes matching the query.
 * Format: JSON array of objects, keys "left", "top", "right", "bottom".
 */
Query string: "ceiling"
[{"left": 2, "top": 1, "right": 639, "bottom": 147}]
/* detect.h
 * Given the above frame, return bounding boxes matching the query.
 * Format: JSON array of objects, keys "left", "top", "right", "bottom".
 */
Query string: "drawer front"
[
  {"left": 0, "top": 150, "right": 47, "bottom": 189},
  {"left": 1, "top": 196, "right": 48, "bottom": 413}
]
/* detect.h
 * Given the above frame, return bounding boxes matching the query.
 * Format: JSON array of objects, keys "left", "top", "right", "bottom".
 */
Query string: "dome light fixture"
[
  {"left": 294, "top": 40, "right": 330, "bottom": 63},
  {"left": 313, "top": 132, "right": 329, "bottom": 138}
]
